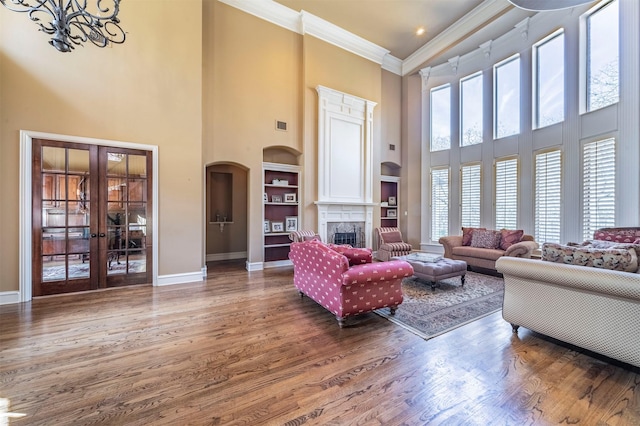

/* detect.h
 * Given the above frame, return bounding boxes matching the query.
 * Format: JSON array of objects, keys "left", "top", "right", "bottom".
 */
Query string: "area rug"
[{"left": 375, "top": 271, "right": 504, "bottom": 340}]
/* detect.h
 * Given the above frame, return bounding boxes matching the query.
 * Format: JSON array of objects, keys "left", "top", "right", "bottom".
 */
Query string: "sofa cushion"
[
  {"left": 471, "top": 229, "right": 502, "bottom": 249},
  {"left": 462, "top": 227, "right": 485, "bottom": 246},
  {"left": 500, "top": 229, "right": 524, "bottom": 250},
  {"left": 594, "top": 228, "right": 640, "bottom": 243},
  {"left": 542, "top": 242, "right": 638, "bottom": 272},
  {"left": 382, "top": 230, "right": 404, "bottom": 243},
  {"left": 452, "top": 246, "right": 504, "bottom": 261}
]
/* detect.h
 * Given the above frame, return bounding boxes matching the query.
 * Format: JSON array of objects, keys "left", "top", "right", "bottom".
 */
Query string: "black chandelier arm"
[
  {"left": 0, "top": 0, "right": 54, "bottom": 16},
  {"left": 1, "top": 0, "right": 124, "bottom": 52}
]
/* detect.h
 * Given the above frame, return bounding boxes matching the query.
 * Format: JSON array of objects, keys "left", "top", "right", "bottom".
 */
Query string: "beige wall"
[
  {"left": 203, "top": 1, "right": 303, "bottom": 263},
  {"left": 1, "top": 0, "right": 403, "bottom": 293},
  {"left": 0, "top": 1, "right": 204, "bottom": 291}
]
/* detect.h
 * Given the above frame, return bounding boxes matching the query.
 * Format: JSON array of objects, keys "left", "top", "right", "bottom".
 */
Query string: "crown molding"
[
  {"left": 402, "top": 0, "right": 513, "bottom": 76},
  {"left": 219, "top": 0, "right": 402, "bottom": 75}
]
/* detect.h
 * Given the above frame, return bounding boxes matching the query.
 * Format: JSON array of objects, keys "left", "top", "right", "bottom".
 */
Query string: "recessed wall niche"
[{"left": 209, "top": 171, "right": 232, "bottom": 223}]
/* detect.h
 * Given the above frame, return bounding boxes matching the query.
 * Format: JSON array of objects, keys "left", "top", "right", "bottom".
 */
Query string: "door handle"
[
  {"left": 99, "top": 233, "right": 106, "bottom": 237},
  {"left": 91, "top": 233, "right": 97, "bottom": 238}
]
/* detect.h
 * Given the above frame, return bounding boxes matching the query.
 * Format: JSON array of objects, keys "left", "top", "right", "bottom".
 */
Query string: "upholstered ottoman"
[{"left": 393, "top": 254, "right": 467, "bottom": 290}]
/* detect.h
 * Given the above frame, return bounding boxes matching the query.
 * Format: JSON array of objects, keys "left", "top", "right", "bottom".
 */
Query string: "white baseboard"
[
  {"left": 263, "top": 259, "right": 292, "bottom": 269},
  {"left": 0, "top": 291, "right": 21, "bottom": 305},
  {"left": 157, "top": 271, "right": 204, "bottom": 286},
  {"left": 206, "top": 251, "right": 247, "bottom": 262},
  {"left": 246, "top": 261, "right": 263, "bottom": 271}
]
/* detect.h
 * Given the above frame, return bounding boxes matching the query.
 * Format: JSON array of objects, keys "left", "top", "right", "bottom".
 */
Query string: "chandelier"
[
  {"left": 509, "top": 0, "right": 595, "bottom": 11},
  {"left": 0, "top": 0, "right": 125, "bottom": 52}
]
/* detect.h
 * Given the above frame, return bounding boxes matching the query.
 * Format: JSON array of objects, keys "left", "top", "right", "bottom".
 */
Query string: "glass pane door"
[
  {"left": 38, "top": 144, "right": 94, "bottom": 294},
  {"left": 104, "top": 150, "right": 149, "bottom": 285}
]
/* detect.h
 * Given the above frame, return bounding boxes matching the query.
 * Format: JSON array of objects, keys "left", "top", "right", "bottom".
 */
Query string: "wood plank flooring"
[{"left": 1, "top": 260, "right": 639, "bottom": 425}]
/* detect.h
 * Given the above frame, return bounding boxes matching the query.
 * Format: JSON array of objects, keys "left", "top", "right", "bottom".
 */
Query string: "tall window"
[
  {"left": 461, "top": 164, "right": 481, "bottom": 228},
  {"left": 430, "top": 84, "right": 451, "bottom": 152},
  {"left": 495, "top": 158, "right": 518, "bottom": 230},
  {"left": 534, "top": 31, "right": 565, "bottom": 128},
  {"left": 494, "top": 55, "right": 520, "bottom": 139},
  {"left": 586, "top": 0, "right": 619, "bottom": 111},
  {"left": 583, "top": 138, "right": 615, "bottom": 240},
  {"left": 535, "top": 150, "right": 562, "bottom": 243},
  {"left": 460, "top": 72, "right": 483, "bottom": 146},
  {"left": 431, "top": 168, "right": 449, "bottom": 241}
]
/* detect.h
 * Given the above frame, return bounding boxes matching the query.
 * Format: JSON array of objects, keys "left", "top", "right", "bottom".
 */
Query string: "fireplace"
[
  {"left": 314, "top": 86, "right": 377, "bottom": 248},
  {"left": 328, "top": 222, "right": 365, "bottom": 248}
]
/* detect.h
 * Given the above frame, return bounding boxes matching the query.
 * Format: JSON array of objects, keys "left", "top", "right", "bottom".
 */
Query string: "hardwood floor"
[{"left": 1, "top": 261, "right": 639, "bottom": 425}]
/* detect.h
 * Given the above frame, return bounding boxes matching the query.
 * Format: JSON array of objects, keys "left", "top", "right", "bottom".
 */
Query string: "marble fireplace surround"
[{"left": 314, "top": 86, "right": 376, "bottom": 248}]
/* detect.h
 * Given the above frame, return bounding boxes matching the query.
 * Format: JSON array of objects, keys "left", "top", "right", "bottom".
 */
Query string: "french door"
[{"left": 32, "top": 139, "right": 152, "bottom": 296}]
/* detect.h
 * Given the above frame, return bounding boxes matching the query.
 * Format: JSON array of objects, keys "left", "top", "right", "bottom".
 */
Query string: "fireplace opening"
[
  {"left": 328, "top": 222, "right": 365, "bottom": 248},
  {"left": 334, "top": 232, "right": 357, "bottom": 246}
]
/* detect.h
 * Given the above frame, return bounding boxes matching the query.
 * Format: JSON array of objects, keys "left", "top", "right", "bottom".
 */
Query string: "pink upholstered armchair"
[
  {"left": 289, "top": 240, "right": 413, "bottom": 327},
  {"left": 375, "top": 227, "right": 413, "bottom": 261}
]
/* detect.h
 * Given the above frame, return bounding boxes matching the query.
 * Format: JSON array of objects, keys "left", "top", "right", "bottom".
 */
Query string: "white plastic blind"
[
  {"left": 431, "top": 168, "right": 449, "bottom": 241},
  {"left": 495, "top": 158, "right": 518, "bottom": 230},
  {"left": 583, "top": 138, "right": 615, "bottom": 240},
  {"left": 535, "top": 150, "right": 562, "bottom": 243},
  {"left": 461, "top": 164, "right": 481, "bottom": 228}
]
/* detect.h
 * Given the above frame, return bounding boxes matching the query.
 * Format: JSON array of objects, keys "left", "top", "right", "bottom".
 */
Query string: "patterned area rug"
[{"left": 375, "top": 271, "right": 504, "bottom": 340}]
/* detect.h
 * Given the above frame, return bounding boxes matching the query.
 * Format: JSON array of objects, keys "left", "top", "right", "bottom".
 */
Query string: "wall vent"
[
  {"left": 275, "top": 120, "right": 287, "bottom": 131},
  {"left": 389, "top": 144, "right": 396, "bottom": 151}
]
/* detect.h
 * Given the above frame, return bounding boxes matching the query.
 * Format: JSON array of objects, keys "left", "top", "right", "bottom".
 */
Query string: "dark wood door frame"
[{"left": 18, "top": 130, "right": 158, "bottom": 302}]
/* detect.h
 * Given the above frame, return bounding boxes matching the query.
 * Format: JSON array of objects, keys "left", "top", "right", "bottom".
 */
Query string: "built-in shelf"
[
  {"left": 263, "top": 162, "right": 301, "bottom": 267},
  {"left": 381, "top": 176, "right": 399, "bottom": 228}
]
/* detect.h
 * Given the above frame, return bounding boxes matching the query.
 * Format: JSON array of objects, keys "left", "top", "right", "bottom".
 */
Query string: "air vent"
[
  {"left": 275, "top": 120, "right": 287, "bottom": 131},
  {"left": 389, "top": 144, "right": 396, "bottom": 151}
]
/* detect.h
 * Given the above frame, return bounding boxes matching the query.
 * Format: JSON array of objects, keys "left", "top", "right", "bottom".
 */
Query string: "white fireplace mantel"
[{"left": 315, "top": 86, "right": 377, "bottom": 247}]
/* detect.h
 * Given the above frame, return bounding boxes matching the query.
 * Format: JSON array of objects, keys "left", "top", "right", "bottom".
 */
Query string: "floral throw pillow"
[
  {"left": 470, "top": 229, "right": 502, "bottom": 249},
  {"left": 462, "top": 227, "right": 485, "bottom": 246},
  {"left": 500, "top": 229, "right": 524, "bottom": 250}
]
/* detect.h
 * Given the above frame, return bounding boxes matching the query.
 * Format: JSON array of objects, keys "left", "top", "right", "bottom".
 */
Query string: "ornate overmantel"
[{"left": 315, "top": 86, "right": 377, "bottom": 247}]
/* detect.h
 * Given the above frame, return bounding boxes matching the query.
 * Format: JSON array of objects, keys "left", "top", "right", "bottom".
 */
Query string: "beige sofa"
[
  {"left": 496, "top": 256, "right": 640, "bottom": 367},
  {"left": 439, "top": 232, "right": 538, "bottom": 271}
]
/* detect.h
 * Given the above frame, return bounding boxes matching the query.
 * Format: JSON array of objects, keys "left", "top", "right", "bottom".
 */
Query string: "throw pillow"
[
  {"left": 382, "top": 230, "right": 404, "bottom": 243},
  {"left": 462, "top": 227, "right": 485, "bottom": 246},
  {"left": 542, "top": 242, "right": 638, "bottom": 272},
  {"left": 500, "top": 229, "right": 524, "bottom": 250},
  {"left": 470, "top": 229, "right": 502, "bottom": 249}
]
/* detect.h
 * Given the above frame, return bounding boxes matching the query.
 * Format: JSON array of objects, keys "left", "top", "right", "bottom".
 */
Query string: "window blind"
[
  {"left": 431, "top": 168, "right": 449, "bottom": 241},
  {"left": 535, "top": 150, "right": 562, "bottom": 243},
  {"left": 495, "top": 158, "right": 518, "bottom": 230},
  {"left": 461, "top": 164, "right": 481, "bottom": 228},
  {"left": 583, "top": 138, "right": 615, "bottom": 240}
]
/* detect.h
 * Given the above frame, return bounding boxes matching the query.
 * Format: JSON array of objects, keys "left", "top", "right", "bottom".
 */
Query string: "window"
[
  {"left": 586, "top": 0, "right": 619, "bottom": 111},
  {"left": 460, "top": 72, "right": 483, "bottom": 146},
  {"left": 431, "top": 168, "right": 449, "bottom": 241},
  {"left": 582, "top": 138, "right": 615, "bottom": 240},
  {"left": 535, "top": 150, "right": 562, "bottom": 243},
  {"left": 494, "top": 55, "right": 520, "bottom": 139},
  {"left": 430, "top": 84, "right": 451, "bottom": 151},
  {"left": 461, "top": 164, "right": 481, "bottom": 228},
  {"left": 534, "top": 31, "right": 565, "bottom": 128},
  {"left": 495, "top": 158, "right": 518, "bottom": 230}
]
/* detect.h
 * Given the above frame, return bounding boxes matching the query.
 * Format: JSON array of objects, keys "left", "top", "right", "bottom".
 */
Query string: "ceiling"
[{"left": 274, "top": 0, "right": 522, "bottom": 61}]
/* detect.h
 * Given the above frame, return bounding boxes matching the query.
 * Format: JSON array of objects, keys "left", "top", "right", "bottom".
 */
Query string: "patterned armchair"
[
  {"left": 375, "top": 227, "right": 413, "bottom": 261},
  {"left": 289, "top": 240, "right": 413, "bottom": 327},
  {"left": 289, "top": 229, "right": 321, "bottom": 242}
]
